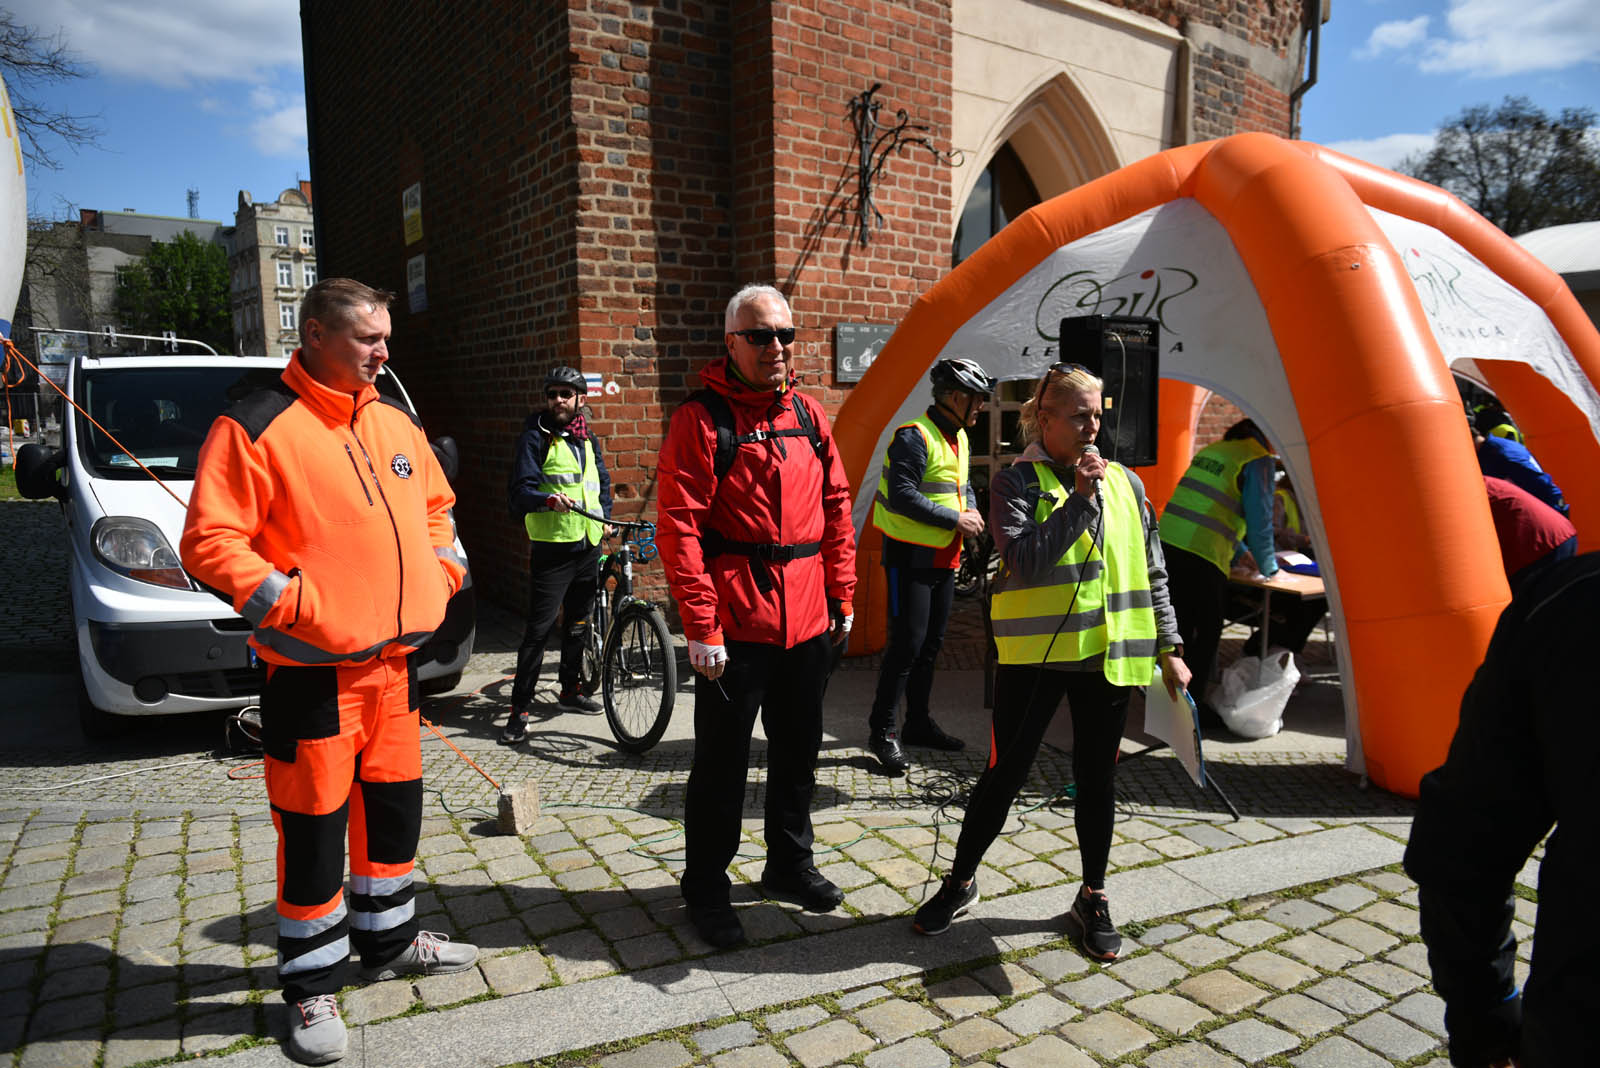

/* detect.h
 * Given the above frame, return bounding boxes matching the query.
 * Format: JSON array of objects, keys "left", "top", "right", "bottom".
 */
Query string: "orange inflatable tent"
[{"left": 835, "top": 133, "right": 1600, "bottom": 799}]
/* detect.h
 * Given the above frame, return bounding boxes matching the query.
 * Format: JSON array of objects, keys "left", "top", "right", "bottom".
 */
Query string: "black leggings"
[
  {"left": 869, "top": 564, "right": 955, "bottom": 731},
  {"left": 952, "top": 664, "right": 1129, "bottom": 890}
]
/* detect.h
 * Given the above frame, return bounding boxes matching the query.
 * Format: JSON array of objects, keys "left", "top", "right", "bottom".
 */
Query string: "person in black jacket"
[
  {"left": 1403, "top": 551, "right": 1599, "bottom": 1068},
  {"left": 866, "top": 357, "right": 994, "bottom": 772},
  {"left": 500, "top": 366, "right": 614, "bottom": 744}
]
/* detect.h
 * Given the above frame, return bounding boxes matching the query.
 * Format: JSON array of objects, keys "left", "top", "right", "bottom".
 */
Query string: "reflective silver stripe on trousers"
[
  {"left": 278, "top": 900, "right": 348, "bottom": 940},
  {"left": 1161, "top": 501, "right": 1238, "bottom": 541},
  {"left": 541, "top": 472, "right": 583, "bottom": 485},
  {"left": 435, "top": 546, "right": 466, "bottom": 571},
  {"left": 1173, "top": 476, "right": 1243, "bottom": 514},
  {"left": 254, "top": 628, "right": 439, "bottom": 665},
  {"left": 280, "top": 935, "right": 351, "bottom": 976},
  {"left": 242, "top": 570, "right": 293, "bottom": 626},
  {"left": 350, "top": 873, "right": 413, "bottom": 897},
  {"left": 348, "top": 897, "right": 415, "bottom": 932}
]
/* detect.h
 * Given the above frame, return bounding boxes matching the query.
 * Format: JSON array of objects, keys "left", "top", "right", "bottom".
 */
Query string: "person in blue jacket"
[{"left": 1472, "top": 415, "right": 1568, "bottom": 516}]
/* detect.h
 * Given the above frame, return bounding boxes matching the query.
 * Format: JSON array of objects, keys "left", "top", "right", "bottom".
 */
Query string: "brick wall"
[{"left": 301, "top": 0, "right": 1302, "bottom": 616}]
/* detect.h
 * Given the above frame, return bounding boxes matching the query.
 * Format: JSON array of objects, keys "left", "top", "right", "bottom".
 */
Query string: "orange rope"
[
  {"left": 421, "top": 714, "right": 501, "bottom": 792},
  {"left": 1, "top": 337, "right": 23, "bottom": 467},
  {"left": 0, "top": 337, "right": 187, "bottom": 507}
]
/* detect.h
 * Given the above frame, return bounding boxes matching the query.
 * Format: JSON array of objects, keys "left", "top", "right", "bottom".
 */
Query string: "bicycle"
[
  {"left": 954, "top": 486, "right": 997, "bottom": 598},
  {"left": 569, "top": 508, "right": 679, "bottom": 753}
]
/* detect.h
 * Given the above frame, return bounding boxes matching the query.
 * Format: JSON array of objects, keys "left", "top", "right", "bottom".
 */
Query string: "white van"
[{"left": 16, "top": 349, "right": 475, "bottom": 738}]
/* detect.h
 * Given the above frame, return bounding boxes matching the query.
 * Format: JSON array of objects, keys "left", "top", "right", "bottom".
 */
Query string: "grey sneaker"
[
  {"left": 360, "top": 931, "right": 479, "bottom": 982},
  {"left": 287, "top": 993, "right": 346, "bottom": 1065}
]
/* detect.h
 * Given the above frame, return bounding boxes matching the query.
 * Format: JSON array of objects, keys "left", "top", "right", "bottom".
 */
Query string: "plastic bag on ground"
[{"left": 1214, "top": 647, "right": 1300, "bottom": 738}]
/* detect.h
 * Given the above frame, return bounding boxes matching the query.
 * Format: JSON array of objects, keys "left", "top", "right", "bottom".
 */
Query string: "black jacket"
[
  {"left": 878, "top": 404, "right": 979, "bottom": 569},
  {"left": 1403, "top": 552, "right": 1600, "bottom": 1067}
]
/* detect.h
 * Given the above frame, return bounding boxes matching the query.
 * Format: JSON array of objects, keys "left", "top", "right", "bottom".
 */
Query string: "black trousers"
[
  {"left": 1164, "top": 544, "right": 1229, "bottom": 707},
  {"left": 952, "top": 664, "right": 1128, "bottom": 890},
  {"left": 511, "top": 541, "right": 601, "bottom": 711},
  {"left": 681, "top": 632, "right": 833, "bottom": 905},
  {"left": 869, "top": 564, "right": 955, "bottom": 732}
]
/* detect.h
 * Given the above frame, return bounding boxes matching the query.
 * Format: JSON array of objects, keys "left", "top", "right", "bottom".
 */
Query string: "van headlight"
[{"left": 92, "top": 516, "right": 192, "bottom": 590}]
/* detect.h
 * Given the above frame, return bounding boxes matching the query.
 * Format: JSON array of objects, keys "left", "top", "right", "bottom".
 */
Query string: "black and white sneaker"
[
  {"left": 557, "top": 688, "right": 603, "bottom": 714},
  {"left": 912, "top": 875, "right": 978, "bottom": 935},
  {"left": 498, "top": 708, "right": 528, "bottom": 745},
  {"left": 1067, "top": 885, "right": 1122, "bottom": 961}
]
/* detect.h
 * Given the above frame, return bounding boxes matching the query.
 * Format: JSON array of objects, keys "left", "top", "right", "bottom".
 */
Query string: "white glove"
[
  {"left": 839, "top": 614, "right": 854, "bottom": 635},
  {"left": 689, "top": 638, "right": 728, "bottom": 678}
]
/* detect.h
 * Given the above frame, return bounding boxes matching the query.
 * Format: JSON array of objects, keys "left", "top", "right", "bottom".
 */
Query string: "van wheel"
[
  {"left": 78, "top": 679, "right": 130, "bottom": 740},
  {"left": 419, "top": 670, "right": 462, "bottom": 696}
]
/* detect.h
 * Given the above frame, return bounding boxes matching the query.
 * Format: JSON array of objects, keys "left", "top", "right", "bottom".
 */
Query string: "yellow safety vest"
[
  {"left": 872, "top": 412, "right": 969, "bottom": 548},
  {"left": 525, "top": 434, "right": 604, "bottom": 545},
  {"left": 1275, "top": 486, "right": 1302, "bottom": 535},
  {"left": 990, "top": 462, "right": 1157, "bottom": 685},
  {"left": 1159, "top": 437, "right": 1269, "bottom": 574}
]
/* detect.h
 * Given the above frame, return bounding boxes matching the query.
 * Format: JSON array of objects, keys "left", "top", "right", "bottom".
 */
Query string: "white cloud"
[
  {"left": 8, "top": 0, "right": 303, "bottom": 89},
  {"left": 1323, "top": 132, "right": 1438, "bottom": 171},
  {"left": 1356, "top": 0, "right": 1600, "bottom": 78},
  {"left": 250, "top": 96, "right": 307, "bottom": 158},
  {"left": 1358, "top": 16, "right": 1431, "bottom": 59}
]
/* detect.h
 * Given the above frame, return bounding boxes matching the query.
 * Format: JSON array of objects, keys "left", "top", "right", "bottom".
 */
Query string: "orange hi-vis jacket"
[{"left": 181, "top": 352, "right": 465, "bottom": 668}]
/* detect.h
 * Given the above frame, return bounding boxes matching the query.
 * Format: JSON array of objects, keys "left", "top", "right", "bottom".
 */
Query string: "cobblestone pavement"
[{"left": 0, "top": 498, "right": 1521, "bottom": 1068}]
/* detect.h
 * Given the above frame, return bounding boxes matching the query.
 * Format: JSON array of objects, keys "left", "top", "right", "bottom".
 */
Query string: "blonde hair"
[{"left": 1019, "top": 364, "right": 1103, "bottom": 444}]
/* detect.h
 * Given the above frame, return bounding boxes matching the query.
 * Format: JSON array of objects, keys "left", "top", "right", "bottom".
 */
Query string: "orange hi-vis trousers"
[{"left": 262, "top": 653, "right": 423, "bottom": 1002}]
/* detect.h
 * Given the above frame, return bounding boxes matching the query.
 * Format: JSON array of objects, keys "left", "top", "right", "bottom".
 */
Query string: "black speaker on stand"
[{"left": 1057, "top": 314, "right": 1160, "bottom": 467}]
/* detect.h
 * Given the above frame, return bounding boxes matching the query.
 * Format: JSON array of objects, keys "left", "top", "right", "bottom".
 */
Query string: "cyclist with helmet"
[
  {"left": 866, "top": 356, "right": 995, "bottom": 773},
  {"left": 500, "top": 365, "right": 614, "bottom": 744}
]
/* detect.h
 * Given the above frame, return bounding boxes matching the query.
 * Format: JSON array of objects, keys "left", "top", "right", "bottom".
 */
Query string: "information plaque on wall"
[{"left": 834, "top": 322, "right": 894, "bottom": 383}]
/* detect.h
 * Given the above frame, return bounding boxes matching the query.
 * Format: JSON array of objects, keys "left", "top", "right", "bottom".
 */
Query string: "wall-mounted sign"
[
  {"left": 834, "top": 322, "right": 894, "bottom": 384},
  {"left": 406, "top": 254, "right": 427, "bottom": 314},
  {"left": 402, "top": 183, "right": 423, "bottom": 245}
]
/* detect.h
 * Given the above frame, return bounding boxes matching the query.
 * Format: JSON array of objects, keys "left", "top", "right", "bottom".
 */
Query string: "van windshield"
[{"left": 77, "top": 365, "right": 409, "bottom": 480}]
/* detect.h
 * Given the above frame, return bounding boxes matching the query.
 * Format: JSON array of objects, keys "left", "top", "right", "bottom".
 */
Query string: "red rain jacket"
[{"left": 656, "top": 358, "right": 857, "bottom": 648}]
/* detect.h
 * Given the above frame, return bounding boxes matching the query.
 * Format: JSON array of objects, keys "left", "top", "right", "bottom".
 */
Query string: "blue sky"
[{"left": 12, "top": 0, "right": 1600, "bottom": 224}]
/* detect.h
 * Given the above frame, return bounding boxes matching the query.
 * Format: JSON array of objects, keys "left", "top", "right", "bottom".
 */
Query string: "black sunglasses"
[
  {"left": 546, "top": 388, "right": 577, "bottom": 400},
  {"left": 730, "top": 327, "right": 797, "bottom": 347},
  {"left": 1049, "top": 361, "right": 1092, "bottom": 375}
]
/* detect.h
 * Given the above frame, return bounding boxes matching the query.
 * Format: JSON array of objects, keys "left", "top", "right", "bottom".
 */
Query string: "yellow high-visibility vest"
[
  {"left": 872, "top": 412, "right": 968, "bottom": 548},
  {"left": 990, "top": 462, "right": 1157, "bottom": 685},
  {"left": 1159, "top": 437, "right": 1269, "bottom": 573},
  {"left": 525, "top": 435, "right": 603, "bottom": 546}
]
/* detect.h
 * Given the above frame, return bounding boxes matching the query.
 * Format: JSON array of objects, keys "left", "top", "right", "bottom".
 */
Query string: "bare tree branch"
[{"left": 0, "top": 13, "right": 103, "bottom": 171}]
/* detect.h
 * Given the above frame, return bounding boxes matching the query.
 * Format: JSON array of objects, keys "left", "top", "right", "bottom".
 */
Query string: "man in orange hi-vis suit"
[{"left": 181, "top": 278, "right": 477, "bottom": 1065}]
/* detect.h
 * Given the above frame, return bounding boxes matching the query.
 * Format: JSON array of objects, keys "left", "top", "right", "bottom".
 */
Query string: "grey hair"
[{"left": 724, "top": 284, "right": 790, "bottom": 331}]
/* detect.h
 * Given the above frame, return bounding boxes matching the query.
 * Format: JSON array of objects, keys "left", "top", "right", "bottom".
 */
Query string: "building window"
[
  {"left": 279, "top": 303, "right": 296, "bottom": 330},
  {"left": 277, "top": 262, "right": 293, "bottom": 287},
  {"left": 274, "top": 225, "right": 290, "bottom": 246},
  {"left": 953, "top": 143, "right": 1040, "bottom": 266},
  {"left": 303, "top": 264, "right": 317, "bottom": 287},
  {"left": 301, "top": 228, "right": 314, "bottom": 249},
  {"left": 283, "top": 346, "right": 297, "bottom": 359}
]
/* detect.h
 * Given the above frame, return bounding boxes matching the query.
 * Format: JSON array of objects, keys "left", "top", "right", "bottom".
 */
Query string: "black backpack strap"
[
  {"left": 786, "top": 391, "right": 825, "bottom": 459},
  {"left": 686, "top": 387, "right": 823, "bottom": 479}
]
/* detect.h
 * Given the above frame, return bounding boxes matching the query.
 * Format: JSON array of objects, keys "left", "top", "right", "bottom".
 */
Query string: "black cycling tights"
[{"left": 951, "top": 664, "right": 1129, "bottom": 890}]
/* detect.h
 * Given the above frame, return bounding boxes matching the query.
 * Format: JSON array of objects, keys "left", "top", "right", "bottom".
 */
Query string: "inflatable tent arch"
[{"left": 833, "top": 133, "right": 1600, "bottom": 799}]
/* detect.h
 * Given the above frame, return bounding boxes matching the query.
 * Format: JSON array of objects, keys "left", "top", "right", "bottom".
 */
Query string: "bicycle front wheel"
[{"left": 602, "top": 603, "right": 677, "bottom": 753}]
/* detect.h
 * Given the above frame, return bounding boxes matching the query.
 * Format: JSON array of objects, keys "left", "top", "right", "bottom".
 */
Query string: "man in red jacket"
[
  {"left": 182, "top": 279, "right": 477, "bottom": 1065},
  {"left": 656, "top": 284, "right": 858, "bottom": 949}
]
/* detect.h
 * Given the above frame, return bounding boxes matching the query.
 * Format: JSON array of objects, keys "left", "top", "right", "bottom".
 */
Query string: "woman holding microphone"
[{"left": 912, "top": 362, "right": 1191, "bottom": 960}]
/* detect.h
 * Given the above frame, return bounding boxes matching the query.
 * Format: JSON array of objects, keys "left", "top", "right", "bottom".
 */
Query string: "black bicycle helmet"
[
  {"left": 545, "top": 365, "right": 587, "bottom": 393},
  {"left": 929, "top": 357, "right": 995, "bottom": 396}
]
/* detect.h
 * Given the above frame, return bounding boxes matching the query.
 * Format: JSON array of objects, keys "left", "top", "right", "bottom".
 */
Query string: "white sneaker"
[
  {"left": 288, "top": 994, "right": 346, "bottom": 1065},
  {"left": 360, "top": 930, "right": 479, "bottom": 981}
]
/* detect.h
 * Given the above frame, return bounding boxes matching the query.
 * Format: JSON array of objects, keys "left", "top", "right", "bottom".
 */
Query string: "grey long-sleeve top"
[{"left": 989, "top": 443, "right": 1181, "bottom": 671}]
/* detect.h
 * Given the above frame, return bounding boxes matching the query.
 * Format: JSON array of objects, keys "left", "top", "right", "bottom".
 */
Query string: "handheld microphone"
[{"left": 1080, "top": 443, "right": 1103, "bottom": 504}]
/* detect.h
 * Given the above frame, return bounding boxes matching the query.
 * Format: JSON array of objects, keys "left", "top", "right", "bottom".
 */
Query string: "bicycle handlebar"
[
  {"left": 569, "top": 506, "right": 650, "bottom": 530},
  {"left": 568, "top": 506, "right": 659, "bottom": 562}
]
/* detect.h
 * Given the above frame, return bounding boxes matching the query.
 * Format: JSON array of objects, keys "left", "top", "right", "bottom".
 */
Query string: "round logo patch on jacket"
[{"left": 390, "top": 454, "right": 413, "bottom": 479}]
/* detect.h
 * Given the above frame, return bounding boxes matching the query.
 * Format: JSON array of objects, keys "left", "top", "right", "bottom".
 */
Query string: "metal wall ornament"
[{"left": 848, "top": 82, "right": 964, "bottom": 246}]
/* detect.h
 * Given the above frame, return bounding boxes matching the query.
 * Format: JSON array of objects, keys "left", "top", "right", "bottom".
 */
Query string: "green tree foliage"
[
  {"left": 114, "top": 231, "right": 232, "bottom": 353},
  {"left": 1400, "top": 96, "right": 1600, "bottom": 236}
]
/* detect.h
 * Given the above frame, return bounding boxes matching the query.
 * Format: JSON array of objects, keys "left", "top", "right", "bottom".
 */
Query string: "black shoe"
[
  {"left": 869, "top": 728, "right": 909, "bottom": 774},
  {"left": 760, "top": 866, "right": 844, "bottom": 912},
  {"left": 1067, "top": 885, "right": 1122, "bottom": 961},
  {"left": 557, "top": 688, "right": 603, "bottom": 714},
  {"left": 901, "top": 718, "right": 965, "bottom": 751},
  {"left": 686, "top": 900, "right": 746, "bottom": 949},
  {"left": 913, "top": 875, "right": 978, "bottom": 935},
  {"left": 497, "top": 708, "right": 528, "bottom": 745}
]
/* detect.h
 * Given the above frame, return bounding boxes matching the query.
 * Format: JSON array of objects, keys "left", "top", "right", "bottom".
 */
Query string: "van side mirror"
[
  {"left": 430, "top": 436, "right": 459, "bottom": 484},
  {"left": 15, "top": 444, "right": 66, "bottom": 500}
]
